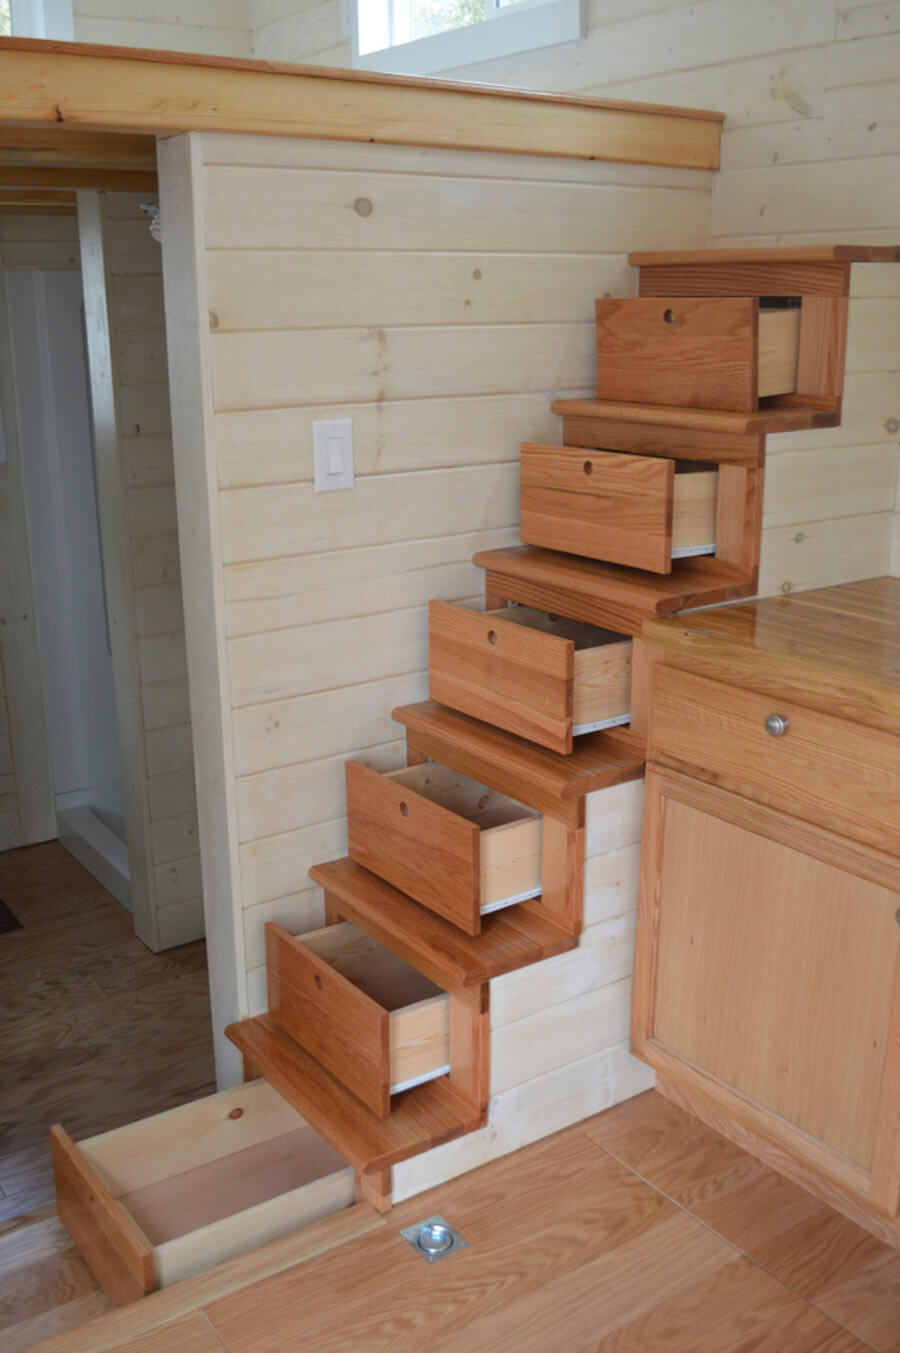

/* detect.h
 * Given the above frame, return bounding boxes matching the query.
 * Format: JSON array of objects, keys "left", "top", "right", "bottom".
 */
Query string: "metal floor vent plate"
[{"left": 400, "top": 1214, "right": 468, "bottom": 1264}]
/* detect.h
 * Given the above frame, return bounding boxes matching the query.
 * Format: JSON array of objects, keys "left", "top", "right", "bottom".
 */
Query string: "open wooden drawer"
[
  {"left": 429, "top": 599, "right": 632, "bottom": 754},
  {"left": 266, "top": 920, "right": 450, "bottom": 1118},
  {"left": 346, "top": 759, "right": 541, "bottom": 934},
  {"left": 50, "top": 1079, "right": 355, "bottom": 1305},
  {"left": 520, "top": 442, "right": 717, "bottom": 574},
  {"left": 595, "top": 296, "right": 801, "bottom": 412}
]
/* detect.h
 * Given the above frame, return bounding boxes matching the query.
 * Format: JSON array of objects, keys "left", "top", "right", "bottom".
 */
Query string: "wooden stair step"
[
  {"left": 552, "top": 397, "right": 837, "bottom": 437},
  {"left": 473, "top": 545, "right": 754, "bottom": 638},
  {"left": 628, "top": 245, "right": 900, "bottom": 265},
  {"left": 227, "top": 1014, "right": 483, "bottom": 1175},
  {"left": 393, "top": 699, "right": 644, "bottom": 827},
  {"left": 309, "top": 857, "right": 577, "bottom": 990}
]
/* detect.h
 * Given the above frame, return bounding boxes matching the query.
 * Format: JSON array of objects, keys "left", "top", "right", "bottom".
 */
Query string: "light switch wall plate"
[{"left": 313, "top": 418, "right": 354, "bottom": 492}]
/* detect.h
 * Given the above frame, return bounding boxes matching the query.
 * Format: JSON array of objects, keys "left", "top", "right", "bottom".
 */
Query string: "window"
[
  {"left": 9, "top": 0, "right": 73, "bottom": 39},
  {"left": 353, "top": 0, "right": 583, "bottom": 76},
  {"left": 0, "top": 2, "right": 10, "bottom": 37}
]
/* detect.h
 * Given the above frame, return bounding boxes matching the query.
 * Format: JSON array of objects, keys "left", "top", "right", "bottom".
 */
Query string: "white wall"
[
  {"left": 8, "top": 266, "right": 122, "bottom": 807},
  {"left": 72, "top": 0, "right": 252, "bottom": 56}
]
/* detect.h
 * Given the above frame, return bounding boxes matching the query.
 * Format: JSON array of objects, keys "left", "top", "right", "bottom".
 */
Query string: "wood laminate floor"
[
  {"left": 0, "top": 841, "right": 215, "bottom": 1350},
  {"left": 4, "top": 844, "right": 899, "bottom": 1353}
]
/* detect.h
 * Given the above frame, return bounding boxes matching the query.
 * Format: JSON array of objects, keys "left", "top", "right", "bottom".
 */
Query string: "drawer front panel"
[
  {"left": 650, "top": 665, "right": 900, "bottom": 854},
  {"left": 429, "top": 600, "right": 573, "bottom": 754},
  {"left": 596, "top": 295, "right": 760, "bottom": 412},
  {"left": 346, "top": 760, "right": 481, "bottom": 934},
  {"left": 266, "top": 923, "right": 391, "bottom": 1117},
  {"left": 520, "top": 443, "right": 675, "bottom": 573}
]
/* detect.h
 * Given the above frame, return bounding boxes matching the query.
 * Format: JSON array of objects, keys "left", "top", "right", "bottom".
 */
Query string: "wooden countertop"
[
  {"left": 0, "top": 37, "right": 722, "bottom": 171},
  {"left": 643, "top": 577, "right": 900, "bottom": 734}
]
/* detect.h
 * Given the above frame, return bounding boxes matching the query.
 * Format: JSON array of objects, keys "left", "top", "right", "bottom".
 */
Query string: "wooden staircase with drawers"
[{"left": 50, "top": 243, "right": 900, "bottom": 1305}]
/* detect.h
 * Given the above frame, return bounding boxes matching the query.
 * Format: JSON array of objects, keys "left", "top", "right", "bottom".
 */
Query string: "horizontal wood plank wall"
[
  {"left": 101, "top": 193, "right": 204, "bottom": 948},
  {"left": 261, "top": 0, "right": 900, "bottom": 587},
  {"left": 73, "top": 0, "right": 252, "bottom": 58},
  {"left": 177, "top": 130, "right": 708, "bottom": 1119}
]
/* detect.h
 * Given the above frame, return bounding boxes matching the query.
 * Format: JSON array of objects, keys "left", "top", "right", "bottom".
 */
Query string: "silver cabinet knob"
[{"left": 765, "top": 713, "right": 789, "bottom": 738}]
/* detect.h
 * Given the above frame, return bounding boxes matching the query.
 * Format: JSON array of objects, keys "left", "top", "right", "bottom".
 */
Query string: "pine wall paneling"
[
  {"left": 249, "top": 0, "right": 900, "bottom": 579},
  {"left": 158, "top": 125, "right": 709, "bottom": 1162}
]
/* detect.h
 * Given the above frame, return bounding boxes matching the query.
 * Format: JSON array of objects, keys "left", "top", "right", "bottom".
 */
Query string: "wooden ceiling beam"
[
  {"left": 0, "top": 37, "right": 723, "bottom": 170},
  {"left": 0, "top": 186, "right": 77, "bottom": 213}
]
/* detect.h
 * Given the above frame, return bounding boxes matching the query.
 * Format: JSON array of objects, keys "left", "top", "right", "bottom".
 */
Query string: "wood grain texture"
[
  {"left": 649, "top": 663, "right": 900, "bottom": 856},
  {"left": 27, "top": 1093, "right": 895, "bottom": 1353},
  {"left": 637, "top": 258, "right": 853, "bottom": 297},
  {"left": 393, "top": 700, "right": 645, "bottom": 830},
  {"left": 225, "top": 1014, "right": 483, "bottom": 1174},
  {"left": 557, "top": 411, "right": 764, "bottom": 466},
  {"left": 552, "top": 395, "right": 836, "bottom": 435},
  {"left": 346, "top": 760, "right": 481, "bottom": 934},
  {"left": 526, "top": 815, "right": 584, "bottom": 936},
  {"left": 520, "top": 442, "right": 676, "bottom": 572},
  {"left": 265, "top": 923, "right": 391, "bottom": 1117},
  {"left": 795, "top": 295, "right": 849, "bottom": 406},
  {"left": 0, "top": 38, "right": 723, "bottom": 168},
  {"left": 428, "top": 600, "right": 574, "bottom": 754},
  {"left": 595, "top": 295, "right": 762, "bottom": 411},
  {"left": 630, "top": 246, "right": 900, "bottom": 265},
  {"left": 50, "top": 1127, "right": 156, "bottom": 1306},
  {"left": 473, "top": 546, "right": 755, "bottom": 638},
  {"left": 309, "top": 859, "right": 576, "bottom": 989}
]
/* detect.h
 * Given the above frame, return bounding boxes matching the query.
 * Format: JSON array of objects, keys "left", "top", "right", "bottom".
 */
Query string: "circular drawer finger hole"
[
  {"left": 583, "top": 460, "right": 593, "bottom": 475},
  {"left": 664, "top": 308, "right": 675, "bottom": 323},
  {"left": 487, "top": 630, "right": 497, "bottom": 644},
  {"left": 400, "top": 801, "right": 409, "bottom": 816}
]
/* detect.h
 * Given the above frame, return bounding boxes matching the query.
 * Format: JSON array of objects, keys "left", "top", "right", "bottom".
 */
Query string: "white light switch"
[{"left": 313, "top": 418, "right": 354, "bottom": 492}]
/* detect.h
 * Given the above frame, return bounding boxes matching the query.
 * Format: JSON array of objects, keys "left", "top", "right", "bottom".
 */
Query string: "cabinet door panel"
[{"left": 634, "top": 765, "right": 900, "bottom": 1215}]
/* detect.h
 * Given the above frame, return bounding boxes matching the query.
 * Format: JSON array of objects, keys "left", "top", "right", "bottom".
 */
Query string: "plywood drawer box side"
[
  {"left": 595, "top": 297, "right": 801, "bottom": 412},
  {"left": 520, "top": 442, "right": 717, "bottom": 574},
  {"left": 346, "top": 760, "right": 541, "bottom": 935},
  {"left": 51, "top": 1079, "right": 355, "bottom": 1305},
  {"left": 648, "top": 663, "right": 900, "bottom": 856},
  {"left": 266, "top": 920, "right": 450, "bottom": 1118},
  {"left": 428, "top": 600, "right": 632, "bottom": 755}
]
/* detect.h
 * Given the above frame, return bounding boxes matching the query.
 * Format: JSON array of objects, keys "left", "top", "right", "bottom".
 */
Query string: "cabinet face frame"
[{"left": 633, "top": 764, "right": 900, "bottom": 1223}]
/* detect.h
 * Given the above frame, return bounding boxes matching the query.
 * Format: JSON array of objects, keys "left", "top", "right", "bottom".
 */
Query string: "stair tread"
[
  {"left": 552, "top": 397, "right": 837, "bottom": 435},
  {"left": 629, "top": 244, "right": 900, "bottom": 266},
  {"left": 227, "top": 1014, "right": 483, "bottom": 1174},
  {"left": 309, "top": 857, "right": 577, "bottom": 989},
  {"left": 473, "top": 545, "right": 754, "bottom": 637},
  {"left": 393, "top": 699, "right": 644, "bottom": 824}
]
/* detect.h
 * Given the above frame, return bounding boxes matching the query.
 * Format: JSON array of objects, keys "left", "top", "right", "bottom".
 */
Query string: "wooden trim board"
[{"left": 0, "top": 38, "right": 722, "bottom": 168}]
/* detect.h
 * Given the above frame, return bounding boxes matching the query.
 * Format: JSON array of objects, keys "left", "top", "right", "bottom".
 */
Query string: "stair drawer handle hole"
[
  {"left": 314, "top": 974, "right": 323, "bottom": 990},
  {"left": 663, "top": 308, "right": 675, "bottom": 324},
  {"left": 399, "top": 801, "right": 409, "bottom": 817},
  {"left": 583, "top": 460, "right": 593, "bottom": 476},
  {"left": 487, "top": 630, "right": 497, "bottom": 645}
]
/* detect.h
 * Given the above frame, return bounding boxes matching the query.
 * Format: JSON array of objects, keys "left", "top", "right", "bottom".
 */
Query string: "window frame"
[{"left": 352, "top": 0, "right": 583, "bottom": 76}]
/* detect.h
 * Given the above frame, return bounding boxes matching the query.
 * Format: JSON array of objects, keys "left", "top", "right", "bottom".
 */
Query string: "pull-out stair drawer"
[
  {"left": 266, "top": 920, "right": 450, "bottom": 1118},
  {"left": 429, "top": 599, "right": 632, "bottom": 754},
  {"left": 51, "top": 1079, "right": 354, "bottom": 1305},
  {"left": 595, "top": 296, "right": 801, "bottom": 412},
  {"left": 520, "top": 443, "right": 717, "bottom": 574},
  {"left": 346, "top": 760, "right": 541, "bottom": 934}
]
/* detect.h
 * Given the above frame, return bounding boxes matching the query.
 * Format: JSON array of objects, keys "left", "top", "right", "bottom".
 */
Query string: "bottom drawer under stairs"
[{"left": 51, "top": 1078, "right": 355, "bottom": 1305}]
